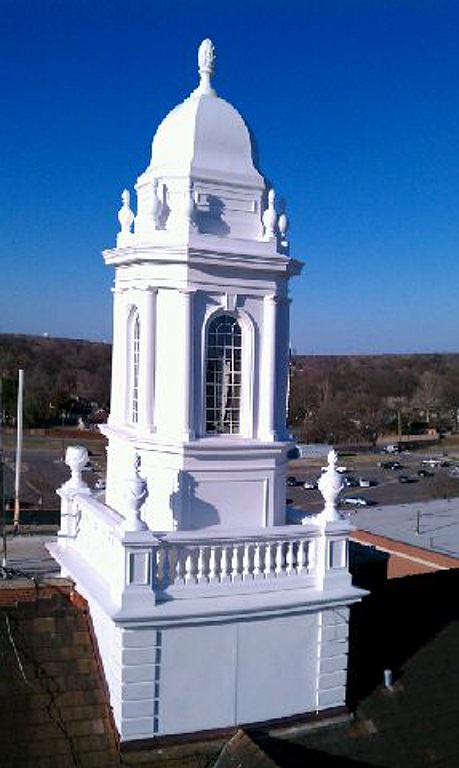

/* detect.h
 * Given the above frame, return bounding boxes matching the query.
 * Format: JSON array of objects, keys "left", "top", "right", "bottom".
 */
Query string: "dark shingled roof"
[
  {"left": 210, "top": 728, "right": 280, "bottom": 767},
  {"left": 247, "top": 619, "right": 459, "bottom": 767},
  {"left": 0, "top": 562, "right": 458, "bottom": 767},
  {"left": 0, "top": 580, "right": 120, "bottom": 768}
]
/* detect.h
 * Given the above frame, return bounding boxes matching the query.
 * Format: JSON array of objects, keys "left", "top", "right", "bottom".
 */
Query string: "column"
[
  {"left": 261, "top": 294, "right": 278, "bottom": 441},
  {"left": 139, "top": 287, "right": 157, "bottom": 432},
  {"left": 109, "top": 287, "right": 128, "bottom": 424},
  {"left": 180, "top": 290, "right": 195, "bottom": 441},
  {"left": 276, "top": 296, "right": 291, "bottom": 440}
]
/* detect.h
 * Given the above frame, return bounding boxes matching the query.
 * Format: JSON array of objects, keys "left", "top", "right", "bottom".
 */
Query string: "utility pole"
[
  {"left": 13, "top": 369, "right": 24, "bottom": 533},
  {"left": 0, "top": 377, "right": 7, "bottom": 567}
]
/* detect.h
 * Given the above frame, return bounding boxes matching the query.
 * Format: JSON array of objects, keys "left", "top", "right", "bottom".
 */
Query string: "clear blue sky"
[{"left": 1, "top": 0, "right": 458, "bottom": 354}]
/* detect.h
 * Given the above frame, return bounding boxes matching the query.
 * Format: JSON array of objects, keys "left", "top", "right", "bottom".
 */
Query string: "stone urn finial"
[
  {"left": 197, "top": 39, "right": 216, "bottom": 95},
  {"left": 278, "top": 199, "right": 289, "bottom": 248},
  {"left": 118, "top": 189, "right": 135, "bottom": 234},
  {"left": 64, "top": 445, "right": 89, "bottom": 490},
  {"left": 262, "top": 188, "right": 278, "bottom": 240},
  {"left": 121, "top": 453, "right": 148, "bottom": 534},
  {"left": 317, "top": 449, "right": 343, "bottom": 522}
]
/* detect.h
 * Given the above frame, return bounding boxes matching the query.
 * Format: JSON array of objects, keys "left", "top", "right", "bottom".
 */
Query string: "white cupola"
[
  {"left": 151, "top": 40, "right": 262, "bottom": 183},
  {"left": 51, "top": 39, "right": 365, "bottom": 744},
  {"left": 101, "top": 39, "right": 302, "bottom": 532}
]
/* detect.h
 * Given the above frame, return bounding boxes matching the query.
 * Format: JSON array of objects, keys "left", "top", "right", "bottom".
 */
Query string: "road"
[{"left": 1, "top": 440, "right": 106, "bottom": 526}]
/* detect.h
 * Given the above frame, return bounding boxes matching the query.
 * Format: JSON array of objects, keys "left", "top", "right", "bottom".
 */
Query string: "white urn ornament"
[
  {"left": 121, "top": 454, "right": 148, "bottom": 534},
  {"left": 64, "top": 446, "right": 89, "bottom": 490},
  {"left": 118, "top": 189, "right": 135, "bottom": 234},
  {"left": 317, "top": 449, "right": 343, "bottom": 522}
]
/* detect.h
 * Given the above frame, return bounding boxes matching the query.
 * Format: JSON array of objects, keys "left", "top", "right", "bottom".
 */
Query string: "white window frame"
[{"left": 201, "top": 308, "right": 255, "bottom": 438}]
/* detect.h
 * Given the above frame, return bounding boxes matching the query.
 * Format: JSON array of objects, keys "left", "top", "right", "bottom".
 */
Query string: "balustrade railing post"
[
  {"left": 185, "top": 549, "right": 197, "bottom": 584},
  {"left": 197, "top": 546, "right": 208, "bottom": 584},
  {"left": 286, "top": 540, "right": 296, "bottom": 575},
  {"left": 174, "top": 546, "right": 186, "bottom": 585},
  {"left": 297, "top": 539, "right": 307, "bottom": 574},
  {"left": 231, "top": 544, "right": 242, "bottom": 582},
  {"left": 162, "top": 547, "right": 170, "bottom": 588},
  {"left": 253, "top": 543, "right": 262, "bottom": 580},
  {"left": 264, "top": 542, "right": 274, "bottom": 579},
  {"left": 209, "top": 545, "right": 218, "bottom": 583},
  {"left": 275, "top": 541, "right": 286, "bottom": 577},
  {"left": 243, "top": 543, "right": 252, "bottom": 581},
  {"left": 220, "top": 545, "right": 230, "bottom": 583}
]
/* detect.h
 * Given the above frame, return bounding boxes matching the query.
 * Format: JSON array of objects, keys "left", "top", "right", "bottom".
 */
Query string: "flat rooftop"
[{"left": 350, "top": 497, "right": 459, "bottom": 560}]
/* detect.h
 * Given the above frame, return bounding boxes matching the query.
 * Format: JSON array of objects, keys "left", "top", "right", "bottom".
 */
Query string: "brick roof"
[{"left": 0, "top": 580, "right": 119, "bottom": 768}]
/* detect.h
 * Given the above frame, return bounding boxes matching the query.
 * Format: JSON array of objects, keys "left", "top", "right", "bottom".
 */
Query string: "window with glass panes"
[
  {"left": 131, "top": 314, "right": 140, "bottom": 424},
  {"left": 205, "top": 314, "right": 242, "bottom": 434}
]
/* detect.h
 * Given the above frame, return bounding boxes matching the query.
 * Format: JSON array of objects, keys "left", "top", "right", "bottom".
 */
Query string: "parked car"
[
  {"left": 398, "top": 475, "right": 417, "bottom": 484},
  {"left": 303, "top": 480, "right": 318, "bottom": 490},
  {"left": 321, "top": 465, "right": 350, "bottom": 474},
  {"left": 381, "top": 461, "right": 402, "bottom": 470},
  {"left": 95, "top": 478, "right": 106, "bottom": 490},
  {"left": 343, "top": 476, "right": 359, "bottom": 487},
  {"left": 287, "top": 476, "right": 297, "bottom": 487},
  {"left": 417, "top": 469, "right": 434, "bottom": 478},
  {"left": 422, "top": 458, "right": 442, "bottom": 468},
  {"left": 340, "top": 496, "right": 371, "bottom": 507},
  {"left": 359, "top": 478, "right": 371, "bottom": 488}
]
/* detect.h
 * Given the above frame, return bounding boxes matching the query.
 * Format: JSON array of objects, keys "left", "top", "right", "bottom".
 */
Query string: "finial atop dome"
[{"left": 196, "top": 38, "right": 216, "bottom": 96}]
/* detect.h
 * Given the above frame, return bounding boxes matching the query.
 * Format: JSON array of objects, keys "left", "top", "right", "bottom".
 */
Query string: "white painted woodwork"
[{"left": 50, "top": 39, "right": 365, "bottom": 743}]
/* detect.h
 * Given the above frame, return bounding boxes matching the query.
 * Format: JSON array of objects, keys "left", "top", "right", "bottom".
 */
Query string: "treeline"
[
  {"left": 289, "top": 354, "right": 459, "bottom": 444},
  {"left": 1, "top": 336, "right": 459, "bottom": 439},
  {"left": 0, "top": 334, "right": 111, "bottom": 427}
]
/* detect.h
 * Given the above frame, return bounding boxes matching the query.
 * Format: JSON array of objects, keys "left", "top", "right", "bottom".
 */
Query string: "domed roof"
[{"left": 149, "top": 40, "right": 263, "bottom": 186}]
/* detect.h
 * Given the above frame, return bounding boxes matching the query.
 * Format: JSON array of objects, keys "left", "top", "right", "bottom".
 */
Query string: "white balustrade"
[
  {"left": 150, "top": 528, "right": 319, "bottom": 599},
  {"left": 70, "top": 495, "right": 121, "bottom": 580}
]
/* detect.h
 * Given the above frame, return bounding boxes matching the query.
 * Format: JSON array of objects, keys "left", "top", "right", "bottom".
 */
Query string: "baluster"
[
  {"left": 231, "top": 543, "right": 241, "bottom": 582},
  {"left": 304, "top": 540, "right": 311, "bottom": 573},
  {"left": 253, "top": 542, "right": 262, "bottom": 580},
  {"left": 174, "top": 546, "right": 186, "bottom": 585},
  {"left": 286, "top": 540, "right": 296, "bottom": 576},
  {"left": 242, "top": 543, "right": 252, "bottom": 581},
  {"left": 153, "top": 547, "right": 161, "bottom": 590},
  {"left": 297, "top": 539, "right": 306, "bottom": 575},
  {"left": 264, "top": 542, "right": 274, "bottom": 579},
  {"left": 275, "top": 541, "right": 286, "bottom": 577},
  {"left": 197, "top": 546, "right": 208, "bottom": 584},
  {"left": 162, "top": 547, "right": 170, "bottom": 587},
  {"left": 185, "top": 548, "right": 197, "bottom": 584},
  {"left": 208, "top": 545, "right": 218, "bottom": 583},
  {"left": 220, "top": 545, "right": 230, "bottom": 583}
]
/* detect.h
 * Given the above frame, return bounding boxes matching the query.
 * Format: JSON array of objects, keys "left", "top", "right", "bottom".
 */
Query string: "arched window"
[
  {"left": 205, "top": 314, "right": 242, "bottom": 434},
  {"left": 131, "top": 312, "right": 140, "bottom": 424}
]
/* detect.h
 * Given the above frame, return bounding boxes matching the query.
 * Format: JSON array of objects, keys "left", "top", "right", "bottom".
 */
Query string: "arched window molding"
[{"left": 202, "top": 308, "right": 255, "bottom": 437}]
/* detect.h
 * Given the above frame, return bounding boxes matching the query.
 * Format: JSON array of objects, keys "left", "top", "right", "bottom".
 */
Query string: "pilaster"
[
  {"left": 138, "top": 287, "right": 157, "bottom": 432},
  {"left": 109, "top": 287, "right": 128, "bottom": 424},
  {"left": 259, "top": 294, "right": 279, "bottom": 441},
  {"left": 180, "top": 289, "right": 195, "bottom": 441}
]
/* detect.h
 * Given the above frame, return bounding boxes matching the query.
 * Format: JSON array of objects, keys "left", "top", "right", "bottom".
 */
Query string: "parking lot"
[
  {"left": 2, "top": 432, "right": 459, "bottom": 529},
  {"left": 1, "top": 432, "right": 107, "bottom": 527},
  {"left": 286, "top": 448, "right": 459, "bottom": 518}
]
